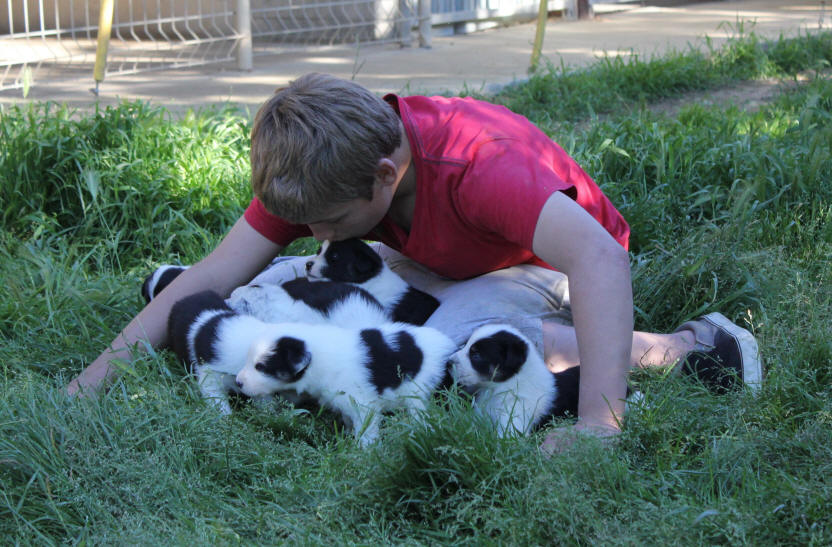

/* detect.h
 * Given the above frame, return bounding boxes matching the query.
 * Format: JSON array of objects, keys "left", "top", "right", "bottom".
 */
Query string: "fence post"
[
  {"left": 236, "top": 0, "right": 253, "bottom": 70},
  {"left": 564, "top": 0, "right": 576, "bottom": 20},
  {"left": 418, "top": 0, "right": 431, "bottom": 48},
  {"left": 529, "top": 0, "right": 547, "bottom": 72},
  {"left": 399, "top": 0, "right": 413, "bottom": 47},
  {"left": 92, "top": 0, "right": 115, "bottom": 95}
]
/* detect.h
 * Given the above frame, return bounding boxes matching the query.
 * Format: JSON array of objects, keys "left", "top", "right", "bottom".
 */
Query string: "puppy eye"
[
  {"left": 469, "top": 348, "right": 481, "bottom": 360},
  {"left": 330, "top": 252, "right": 340, "bottom": 261},
  {"left": 255, "top": 363, "right": 265, "bottom": 372}
]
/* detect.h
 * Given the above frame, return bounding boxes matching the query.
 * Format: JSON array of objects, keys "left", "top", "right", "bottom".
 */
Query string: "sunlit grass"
[{"left": 1, "top": 30, "right": 830, "bottom": 544}]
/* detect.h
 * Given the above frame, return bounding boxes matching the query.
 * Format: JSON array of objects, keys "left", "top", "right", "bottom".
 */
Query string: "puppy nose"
[
  {"left": 236, "top": 380, "right": 243, "bottom": 389},
  {"left": 305, "top": 261, "right": 313, "bottom": 272}
]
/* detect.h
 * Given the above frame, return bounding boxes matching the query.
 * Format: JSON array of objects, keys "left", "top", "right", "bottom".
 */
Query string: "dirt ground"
[
  {"left": 0, "top": 0, "right": 826, "bottom": 115},
  {"left": 647, "top": 70, "right": 829, "bottom": 117}
]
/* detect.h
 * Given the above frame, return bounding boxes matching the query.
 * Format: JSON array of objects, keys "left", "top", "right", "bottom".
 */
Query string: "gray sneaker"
[{"left": 674, "top": 312, "right": 762, "bottom": 393}]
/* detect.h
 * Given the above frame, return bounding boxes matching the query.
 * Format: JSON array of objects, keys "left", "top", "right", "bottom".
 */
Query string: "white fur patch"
[
  {"left": 306, "top": 240, "right": 412, "bottom": 314},
  {"left": 227, "top": 283, "right": 387, "bottom": 328},
  {"left": 236, "top": 322, "right": 456, "bottom": 446},
  {"left": 184, "top": 311, "right": 279, "bottom": 415},
  {"left": 450, "top": 324, "right": 557, "bottom": 437}
]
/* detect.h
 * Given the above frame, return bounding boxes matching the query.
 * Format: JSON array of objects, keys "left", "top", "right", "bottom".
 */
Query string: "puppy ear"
[
  {"left": 502, "top": 335, "right": 528, "bottom": 378},
  {"left": 271, "top": 336, "right": 311, "bottom": 382},
  {"left": 489, "top": 331, "right": 529, "bottom": 382},
  {"left": 348, "top": 241, "right": 381, "bottom": 279},
  {"left": 349, "top": 258, "right": 376, "bottom": 279}
]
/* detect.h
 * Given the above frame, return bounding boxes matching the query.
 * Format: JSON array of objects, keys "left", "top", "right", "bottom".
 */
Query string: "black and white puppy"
[
  {"left": 167, "top": 290, "right": 295, "bottom": 414},
  {"left": 227, "top": 278, "right": 389, "bottom": 328},
  {"left": 305, "top": 239, "right": 440, "bottom": 325},
  {"left": 450, "top": 324, "right": 580, "bottom": 437},
  {"left": 169, "top": 280, "right": 392, "bottom": 412},
  {"left": 145, "top": 262, "right": 388, "bottom": 327},
  {"left": 143, "top": 239, "right": 438, "bottom": 325},
  {"left": 142, "top": 265, "right": 188, "bottom": 303},
  {"left": 235, "top": 322, "right": 457, "bottom": 446}
]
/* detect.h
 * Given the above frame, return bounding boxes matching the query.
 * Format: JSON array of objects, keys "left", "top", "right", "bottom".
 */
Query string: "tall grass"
[
  {"left": 492, "top": 24, "right": 832, "bottom": 125},
  {"left": 1, "top": 30, "right": 831, "bottom": 544},
  {"left": 0, "top": 101, "right": 251, "bottom": 267}
]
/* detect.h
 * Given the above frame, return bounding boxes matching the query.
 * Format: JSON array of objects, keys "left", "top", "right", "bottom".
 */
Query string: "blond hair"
[{"left": 250, "top": 73, "right": 402, "bottom": 223}]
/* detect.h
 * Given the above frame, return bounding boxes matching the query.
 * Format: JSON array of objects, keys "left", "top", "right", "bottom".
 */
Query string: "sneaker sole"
[{"left": 701, "top": 312, "right": 762, "bottom": 393}]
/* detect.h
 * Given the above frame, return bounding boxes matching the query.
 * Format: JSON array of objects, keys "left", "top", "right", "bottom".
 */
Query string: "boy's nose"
[{"left": 309, "top": 224, "right": 335, "bottom": 242}]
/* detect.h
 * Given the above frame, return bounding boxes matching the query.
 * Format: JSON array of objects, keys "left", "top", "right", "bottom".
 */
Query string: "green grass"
[
  {"left": 1, "top": 30, "right": 831, "bottom": 544},
  {"left": 491, "top": 23, "right": 832, "bottom": 126}
]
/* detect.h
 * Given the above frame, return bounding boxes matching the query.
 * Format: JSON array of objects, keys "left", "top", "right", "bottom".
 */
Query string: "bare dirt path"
[
  {"left": 647, "top": 71, "right": 827, "bottom": 117},
  {"left": 1, "top": 0, "right": 826, "bottom": 115}
]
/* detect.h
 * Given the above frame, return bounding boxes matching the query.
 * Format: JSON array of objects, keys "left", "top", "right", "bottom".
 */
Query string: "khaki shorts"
[{"left": 250, "top": 244, "right": 573, "bottom": 355}]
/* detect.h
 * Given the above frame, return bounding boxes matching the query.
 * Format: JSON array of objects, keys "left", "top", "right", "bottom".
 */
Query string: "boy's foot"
[{"left": 674, "top": 312, "right": 762, "bottom": 393}]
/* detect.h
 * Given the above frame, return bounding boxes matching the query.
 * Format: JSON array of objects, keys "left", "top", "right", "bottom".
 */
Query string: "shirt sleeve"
[
  {"left": 243, "top": 197, "right": 312, "bottom": 246},
  {"left": 454, "top": 138, "right": 577, "bottom": 250}
]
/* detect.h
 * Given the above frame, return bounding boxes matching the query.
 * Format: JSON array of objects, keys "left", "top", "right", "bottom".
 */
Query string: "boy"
[{"left": 68, "top": 73, "right": 760, "bottom": 451}]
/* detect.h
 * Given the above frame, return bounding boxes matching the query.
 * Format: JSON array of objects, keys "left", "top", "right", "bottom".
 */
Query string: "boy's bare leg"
[
  {"left": 540, "top": 322, "right": 697, "bottom": 454},
  {"left": 543, "top": 321, "right": 696, "bottom": 373}
]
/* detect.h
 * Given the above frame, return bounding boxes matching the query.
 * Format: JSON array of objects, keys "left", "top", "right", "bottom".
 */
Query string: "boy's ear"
[{"left": 375, "top": 158, "right": 398, "bottom": 187}]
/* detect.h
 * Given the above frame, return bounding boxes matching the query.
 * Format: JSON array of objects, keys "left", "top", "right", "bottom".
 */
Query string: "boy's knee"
[{"left": 422, "top": 267, "right": 574, "bottom": 355}]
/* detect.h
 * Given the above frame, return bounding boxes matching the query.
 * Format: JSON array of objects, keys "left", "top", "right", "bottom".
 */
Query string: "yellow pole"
[
  {"left": 92, "top": 0, "right": 115, "bottom": 95},
  {"left": 529, "top": 0, "right": 548, "bottom": 73}
]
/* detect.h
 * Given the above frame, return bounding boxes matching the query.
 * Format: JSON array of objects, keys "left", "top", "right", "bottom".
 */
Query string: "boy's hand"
[
  {"left": 532, "top": 191, "right": 632, "bottom": 454},
  {"left": 540, "top": 419, "right": 620, "bottom": 456},
  {"left": 67, "top": 216, "right": 284, "bottom": 398}
]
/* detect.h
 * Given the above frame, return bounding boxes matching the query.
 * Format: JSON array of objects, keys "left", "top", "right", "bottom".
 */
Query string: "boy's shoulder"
[
  {"left": 389, "top": 94, "right": 550, "bottom": 162},
  {"left": 388, "top": 94, "right": 522, "bottom": 128}
]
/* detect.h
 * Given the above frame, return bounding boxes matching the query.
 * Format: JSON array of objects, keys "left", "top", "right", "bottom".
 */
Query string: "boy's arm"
[
  {"left": 67, "top": 216, "right": 284, "bottom": 396},
  {"left": 532, "top": 191, "right": 633, "bottom": 434}
]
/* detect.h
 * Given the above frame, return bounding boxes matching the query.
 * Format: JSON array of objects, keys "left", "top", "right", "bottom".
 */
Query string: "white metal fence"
[
  {"left": 250, "top": 0, "right": 421, "bottom": 46},
  {"left": 1, "top": 0, "right": 246, "bottom": 91},
  {"left": 0, "top": 0, "right": 546, "bottom": 92}
]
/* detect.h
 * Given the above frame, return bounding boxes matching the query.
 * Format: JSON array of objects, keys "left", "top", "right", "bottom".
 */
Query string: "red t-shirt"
[{"left": 244, "top": 94, "right": 629, "bottom": 280}]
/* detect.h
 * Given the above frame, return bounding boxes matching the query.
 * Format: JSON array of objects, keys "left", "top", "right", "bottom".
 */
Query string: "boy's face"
[{"left": 306, "top": 179, "right": 393, "bottom": 242}]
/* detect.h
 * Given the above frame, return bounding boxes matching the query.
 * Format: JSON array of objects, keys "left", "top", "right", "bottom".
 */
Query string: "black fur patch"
[
  {"left": 141, "top": 276, "right": 153, "bottom": 303},
  {"left": 257, "top": 336, "right": 311, "bottom": 383},
  {"left": 361, "top": 329, "right": 424, "bottom": 394},
  {"left": 468, "top": 330, "right": 529, "bottom": 383},
  {"left": 281, "top": 278, "right": 382, "bottom": 314},
  {"left": 167, "top": 290, "right": 231, "bottom": 368},
  {"left": 142, "top": 265, "right": 186, "bottom": 303},
  {"left": 542, "top": 367, "right": 631, "bottom": 422},
  {"left": 390, "top": 287, "right": 440, "bottom": 325},
  {"left": 548, "top": 366, "right": 580, "bottom": 418},
  {"left": 319, "top": 239, "right": 383, "bottom": 284},
  {"left": 192, "top": 311, "right": 236, "bottom": 369}
]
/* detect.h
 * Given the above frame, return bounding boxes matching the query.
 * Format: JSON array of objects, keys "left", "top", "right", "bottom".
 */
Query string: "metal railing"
[
  {"left": 0, "top": 0, "right": 545, "bottom": 92},
  {"left": 251, "top": 0, "right": 417, "bottom": 47},
  {"left": 1, "top": 0, "right": 246, "bottom": 91}
]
